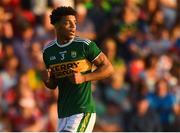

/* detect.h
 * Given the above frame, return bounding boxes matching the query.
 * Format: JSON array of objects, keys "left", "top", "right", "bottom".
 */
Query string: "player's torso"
[
  {"left": 44, "top": 40, "right": 92, "bottom": 78},
  {"left": 43, "top": 38, "right": 96, "bottom": 117}
]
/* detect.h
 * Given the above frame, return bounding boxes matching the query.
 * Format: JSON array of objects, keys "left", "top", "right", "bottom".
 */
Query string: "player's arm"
[
  {"left": 69, "top": 52, "right": 114, "bottom": 84},
  {"left": 42, "top": 48, "right": 58, "bottom": 89},
  {"left": 69, "top": 40, "right": 114, "bottom": 84},
  {"left": 84, "top": 52, "right": 114, "bottom": 81},
  {"left": 41, "top": 69, "right": 58, "bottom": 89}
]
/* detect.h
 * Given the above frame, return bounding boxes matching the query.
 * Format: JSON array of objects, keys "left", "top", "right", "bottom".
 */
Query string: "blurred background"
[{"left": 0, "top": 0, "right": 179, "bottom": 132}]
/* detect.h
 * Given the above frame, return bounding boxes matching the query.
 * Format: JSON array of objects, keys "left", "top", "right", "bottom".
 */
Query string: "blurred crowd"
[{"left": 0, "top": 0, "right": 180, "bottom": 132}]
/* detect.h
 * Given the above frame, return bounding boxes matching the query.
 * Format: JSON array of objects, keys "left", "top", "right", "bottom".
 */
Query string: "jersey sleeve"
[
  {"left": 42, "top": 50, "right": 49, "bottom": 69},
  {"left": 84, "top": 41, "right": 101, "bottom": 62}
]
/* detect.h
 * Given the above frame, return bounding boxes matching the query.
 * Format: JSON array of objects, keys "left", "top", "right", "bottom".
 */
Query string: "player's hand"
[
  {"left": 40, "top": 68, "right": 58, "bottom": 89},
  {"left": 69, "top": 68, "right": 86, "bottom": 84},
  {"left": 40, "top": 68, "right": 53, "bottom": 82}
]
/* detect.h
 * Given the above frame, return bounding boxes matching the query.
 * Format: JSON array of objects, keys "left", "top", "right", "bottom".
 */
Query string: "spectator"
[
  {"left": 147, "top": 78, "right": 179, "bottom": 131},
  {"left": 76, "top": 3, "right": 96, "bottom": 40},
  {"left": 128, "top": 97, "right": 161, "bottom": 132},
  {"left": 140, "top": 54, "right": 159, "bottom": 92},
  {"left": 13, "top": 23, "right": 35, "bottom": 70},
  {"left": 0, "top": 56, "right": 19, "bottom": 92},
  {"left": 8, "top": 71, "right": 45, "bottom": 131}
]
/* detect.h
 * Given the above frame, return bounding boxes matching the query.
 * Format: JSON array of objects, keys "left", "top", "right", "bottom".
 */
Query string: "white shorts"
[{"left": 57, "top": 113, "right": 96, "bottom": 132}]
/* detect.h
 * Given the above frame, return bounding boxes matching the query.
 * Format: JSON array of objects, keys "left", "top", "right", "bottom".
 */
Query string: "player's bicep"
[{"left": 92, "top": 52, "right": 109, "bottom": 67}]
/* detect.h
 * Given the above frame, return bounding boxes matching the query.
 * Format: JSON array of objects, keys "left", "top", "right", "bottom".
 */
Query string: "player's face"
[{"left": 57, "top": 15, "right": 76, "bottom": 40}]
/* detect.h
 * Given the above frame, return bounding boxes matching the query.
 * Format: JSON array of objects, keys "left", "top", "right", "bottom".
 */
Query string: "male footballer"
[{"left": 41, "top": 6, "right": 114, "bottom": 132}]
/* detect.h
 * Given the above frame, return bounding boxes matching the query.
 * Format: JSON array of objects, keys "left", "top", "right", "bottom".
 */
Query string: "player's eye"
[{"left": 64, "top": 21, "right": 70, "bottom": 25}]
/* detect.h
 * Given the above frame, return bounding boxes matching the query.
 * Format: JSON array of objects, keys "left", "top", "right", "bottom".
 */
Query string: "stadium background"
[{"left": 0, "top": 0, "right": 179, "bottom": 131}]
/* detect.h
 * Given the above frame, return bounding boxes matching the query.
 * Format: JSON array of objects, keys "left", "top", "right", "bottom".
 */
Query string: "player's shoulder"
[
  {"left": 42, "top": 40, "right": 56, "bottom": 53},
  {"left": 73, "top": 36, "right": 92, "bottom": 45}
]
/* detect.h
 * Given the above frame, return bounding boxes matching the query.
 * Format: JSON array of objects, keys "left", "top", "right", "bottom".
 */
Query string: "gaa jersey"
[{"left": 42, "top": 37, "right": 101, "bottom": 118}]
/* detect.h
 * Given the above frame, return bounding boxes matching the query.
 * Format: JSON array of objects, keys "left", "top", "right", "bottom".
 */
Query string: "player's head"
[{"left": 50, "top": 6, "right": 77, "bottom": 40}]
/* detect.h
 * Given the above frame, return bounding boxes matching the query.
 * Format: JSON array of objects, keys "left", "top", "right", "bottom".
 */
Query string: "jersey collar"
[{"left": 55, "top": 38, "right": 74, "bottom": 48}]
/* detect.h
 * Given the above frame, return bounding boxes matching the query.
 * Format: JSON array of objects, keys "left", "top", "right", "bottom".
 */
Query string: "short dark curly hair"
[{"left": 50, "top": 6, "right": 77, "bottom": 25}]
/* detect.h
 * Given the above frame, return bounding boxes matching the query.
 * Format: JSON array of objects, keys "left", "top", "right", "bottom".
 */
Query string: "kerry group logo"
[{"left": 50, "top": 59, "right": 92, "bottom": 78}]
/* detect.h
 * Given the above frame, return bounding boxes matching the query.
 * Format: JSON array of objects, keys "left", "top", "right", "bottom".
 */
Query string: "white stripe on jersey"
[
  {"left": 73, "top": 40, "right": 90, "bottom": 45},
  {"left": 75, "top": 39, "right": 91, "bottom": 43},
  {"left": 42, "top": 40, "right": 56, "bottom": 53},
  {"left": 91, "top": 52, "right": 102, "bottom": 62},
  {"left": 74, "top": 37, "right": 91, "bottom": 45},
  {"left": 74, "top": 38, "right": 91, "bottom": 43}
]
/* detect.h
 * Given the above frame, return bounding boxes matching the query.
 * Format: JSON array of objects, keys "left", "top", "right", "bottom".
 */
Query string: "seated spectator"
[
  {"left": 76, "top": 3, "right": 96, "bottom": 40},
  {"left": 140, "top": 54, "right": 159, "bottom": 92},
  {"left": 147, "top": 78, "right": 179, "bottom": 131},
  {"left": 0, "top": 56, "right": 19, "bottom": 92},
  {"left": 35, "top": 8, "right": 55, "bottom": 44},
  {"left": 13, "top": 22, "right": 35, "bottom": 71},
  {"left": 146, "top": 25, "right": 172, "bottom": 55},
  {"left": 101, "top": 37, "right": 126, "bottom": 87},
  {"left": 8, "top": 71, "right": 45, "bottom": 131},
  {"left": 104, "top": 73, "right": 131, "bottom": 112},
  {"left": 128, "top": 97, "right": 161, "bottom": 132}
]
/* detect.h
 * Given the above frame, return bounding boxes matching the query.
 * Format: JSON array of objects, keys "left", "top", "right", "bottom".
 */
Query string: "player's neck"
[{"left": 57, "top": 36, "right": 72, "bottom": 45}]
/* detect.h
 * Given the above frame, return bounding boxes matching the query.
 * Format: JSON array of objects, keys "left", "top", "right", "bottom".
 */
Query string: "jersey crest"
[{"left": 71, "top": 51, "right": 77, "bottom": 58}]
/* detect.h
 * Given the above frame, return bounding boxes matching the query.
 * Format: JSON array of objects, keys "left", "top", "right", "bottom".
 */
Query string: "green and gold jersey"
[{"left": 43, "top": 37, "right": 101, "bottom": 118}]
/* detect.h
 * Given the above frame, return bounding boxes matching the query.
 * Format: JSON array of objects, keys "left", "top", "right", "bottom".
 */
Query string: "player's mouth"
[{"left": 69, "top": 30, "right": 75, "bottom": 35}]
